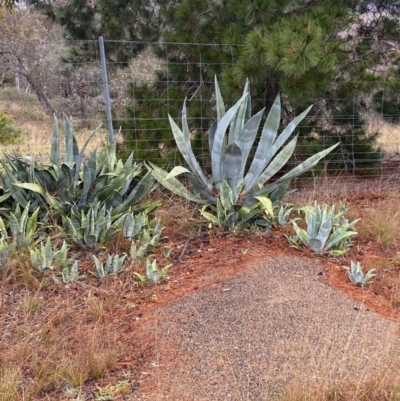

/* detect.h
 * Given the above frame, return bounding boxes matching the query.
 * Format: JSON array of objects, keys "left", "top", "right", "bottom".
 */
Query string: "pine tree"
[{"left": 35, "top": 0, "right": 400, "bottom": 172}]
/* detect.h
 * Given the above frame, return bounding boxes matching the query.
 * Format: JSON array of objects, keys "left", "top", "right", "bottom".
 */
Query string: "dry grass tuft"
[
  {"left": 368, "top": 116, "right": 400, "bottom": 155},
  {"left": 1, "top": 252, "right": 41, "bottom": 289},
  {"left": 84, "top": 291, "right": 119, "bottom": 323},
  {"left": 0, "top": 366, "right": 22, "bottom": 401},
  {"left": 356, "top": 193, "right": 400, "bottom": 248}
]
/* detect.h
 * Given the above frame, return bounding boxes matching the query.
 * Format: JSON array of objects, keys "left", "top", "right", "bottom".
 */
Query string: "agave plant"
[
  {"left": 0, "top": 115, "right": 157, "bottom": 218},
  {"left": 61, "top": 261, "right": 83, "bottom": 284},
  {"left": 129, "top": 216, "right": 162, "bottom": 259},
  {"left": 30, "top": 238, "right": 73, "bottom": 272},
  {"left": 93, "top": 254, "right": 127, "bottom": 279},
  {"left": 277, "top": 204, "right": 294, "bottom": 226},
  {"left": 149, "top": 77, "right": 338, "bottom": 230},
  {"left": 134, "top": 258, "right": 171, "bottom": 285},
  {"left": 0, "top": 202, "right": 40, "bottom": 251},
  {"left": 348, "top": 261, "right": 377, "bottom": 287},
  {"left": 288, "top": 201, "right": 359, "bottom": 256}
]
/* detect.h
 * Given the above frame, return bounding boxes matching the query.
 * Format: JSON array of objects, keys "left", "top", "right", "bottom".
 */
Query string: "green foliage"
[
  {"left": 29, "top": 238, "right": 73, "bottom": 272},
  {"left": 93, "top": 253, "right": 127, "bottom": 279},
  {"left": 0, "top": 115, "right": 156, "bottom": 215},
  {"left": 200, "top": 190, "right": 274, "bottom": 232},
  {"left": 129, "top": 216, "right": 162, "bottom": 260},
  {"left": 63, "top": 201, "right": 123, "bottom": 249},
  {"left": 134, "top": 258, "right": 171, "bottom": 285},
  {"left": 61, "top": 261, "right": 83, "bottom": 284},
  {"left": 288, "top": 201, "right": 359, "bottom": 256},
  {"left": 0, "top": 116, "right": 158, "bottom": 239},
  {"left": 277, "top": 205, "right": 293, "bottom": 226},
  {"left": 348, "top": 261, "right": 377, "bottom": 287},
  {"left": 119, "top": 78, "right": 209, "bottom": 167},
  {"left": 31, "top": 0, "right": 160, "bottom": 63},
  {"left": 105, "top": 0, "right": 390, "bottom": 175},
  {"left": 150, "top": 77, "right": 338, "bottom": 231},
  {"left": 0, "top": 202, "right": 40, "bottom": 251},
  {"left": 0, "top": 112, "right": 23, "bottom": 145}
]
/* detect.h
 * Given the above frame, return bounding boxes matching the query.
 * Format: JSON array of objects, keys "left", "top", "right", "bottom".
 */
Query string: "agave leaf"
[
  {"left": 251, "top": 143, "right": 340, "bottom": 197},
  {"left": 244, "top": 94, "right": 281, "bottom": 191},
  {"left": 308, "top": 238, "right": 324, "bottom": 253},
  {"left": 117, "top": 170, "right": 155, "bottom": 212},
  {"left": 226, "top": 211, "right": 239, "bottom": 230},
  {"left": 324, "top": 226, "right": 358, "bottom": 252},
  {"left": 245, "top": 105, "right": 312, "bottom": 193},
  {"left": 363, "top": 269, "right": 377, "bottom": 284},
  {"left": 26, "top": 207, "right": 39, "bottom": 237},
  {"left": 214, "top": 75, "right": 225, "bottom": 123},
  {"left": 291, "top": 221, "right": 309, "bottom": 247},
  {"left": 93, "top": 256, "right": 105, "bottom": 279},
  {"left": 236, "top": 207, "right": 262, "bottom": 228},
  {"left": 51, "top": 114, "right": 60, "bottom": 164},
  {"left": 168, "top": 100, "right": 212, "bottom": 193},
  {"left": 9, "top": 212, "right": 19, "bottom": 239},
  {"left": 122, "top": 213, "right": 135, "bottom": 239},
  {"left": 223, "top": 142, "right": 242, "bottom": 202},
  {"left": 236, "top": 108, "right": 264, "bottom": 181},
  {"left": 228, "top": 80, "right": 250, "bottom": 145},
  {"left": 209, "top": 121, "right": 217, "bottom": 154},
  {"left": 200, "top": 208, "right": 219, "bottom": 225},
  {"left": 73, "top": 122, "right": 102, "bottom": 190},
  {"left": 163, "top": 166, "right": 191, "bottom": 181},
  {"left": 79, "top": 162, "right": 93, "bottom": 206},
  {"left": 0, "top": 217, "right": 7, "bottom": 238},
  {"left": 255, "top": 196, "right": 274, "bottom": 217},
  {"left": 315, "top": 207, "right": 334, "bottom": 249},
  {"left": 219, "top": 180, "right": 233, "bottom": 211},
  {"left": 212, "top": 92, "right": 248, "bottom": 191},
  {"left": 150, "top": 163, "right": 208, "bottom": 204},
  {"left": 253, "top": 136, "right": 298, "bottom": 189},
  {"left": 63, "top": 116, "right": 79, "bottom": 166},
  {"left": 185, "top": 174, "right": 217, "bottom": 203}
]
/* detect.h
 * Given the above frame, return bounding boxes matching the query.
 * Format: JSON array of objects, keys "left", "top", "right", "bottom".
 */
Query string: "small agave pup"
[
  {"left": 348, "top": 261, "right": 377, "bottom": 287},
  {"left": 149, "top": 77, "right": 338, "bottom": 229}
]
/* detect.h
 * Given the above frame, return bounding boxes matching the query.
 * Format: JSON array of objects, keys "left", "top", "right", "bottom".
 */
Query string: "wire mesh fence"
[{"left": 1, "top": 38, "right": 400, "bottom": 190}]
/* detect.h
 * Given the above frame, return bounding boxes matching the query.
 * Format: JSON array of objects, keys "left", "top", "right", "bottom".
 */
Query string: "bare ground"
[{"left": 128, "top": 253, "right": 400, "bottom": 401}]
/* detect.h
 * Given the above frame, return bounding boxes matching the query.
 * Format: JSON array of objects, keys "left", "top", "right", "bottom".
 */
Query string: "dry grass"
[
  {"left": 0, "top": 284, "right": 122, "bottom": 400},
  {"left": 0, "top": 89, "right": 107, "bottom": 160},
  {"left": 368, "top": 116, "right": 400, "bottom": 155},
  {"left": 2, "top": 95, "right": 400, "bottom": 400},
  {"left": 354, "top": 191, "right": 400, "bottom": 249},
  {"left": 0, "top": 366, "right": 22, "bottom": 401}
]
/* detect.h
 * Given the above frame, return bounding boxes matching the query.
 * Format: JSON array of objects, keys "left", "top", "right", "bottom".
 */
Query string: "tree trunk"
[
  {"left": 24, "top": 74, "right": 56, "bottom": 116},
  {"left": 14, "top": 54, "right": 56, "bottom": 116}
]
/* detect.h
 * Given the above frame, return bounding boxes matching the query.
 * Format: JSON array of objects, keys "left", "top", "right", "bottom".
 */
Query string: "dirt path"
[{"left": 131, "top": 255, "right": 400, "bottom": 401}]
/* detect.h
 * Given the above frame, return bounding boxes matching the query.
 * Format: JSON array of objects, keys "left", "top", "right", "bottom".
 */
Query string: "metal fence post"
[{"left": 99, "top": 36, "right": 115, "bottom": 144}]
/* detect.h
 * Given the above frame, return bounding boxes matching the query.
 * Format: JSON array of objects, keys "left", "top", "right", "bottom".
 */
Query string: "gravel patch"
[{"left": 134, "top": 255, "right": 400, "bottom": 400}]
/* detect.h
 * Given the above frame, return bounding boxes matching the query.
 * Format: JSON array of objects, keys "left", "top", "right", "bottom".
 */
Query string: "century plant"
[
  {"left": 288, "top": 201, "right": 359, "bottom": 256},
  {"left": 0, "top": 115, "right": 157, "bottom": 218},
  {"left": 61, "top": 261, "right": 82, "bottom": 284},
  {"left": 93, "top": 254, "right": 127, "bottom": 279},
  {"left": 29, "top": 238, "right": 72, "bottom": 272},
  {"left": 0, "top": 202, "right": 40, "bottom": 251},
  {"left": 150, "top": 76, "right": 338, "bottom": 230},
  {"left": 348, "top": 261, "right": 377, "bottom": 287},
  {"left": 277, "top": 205, "right": 294, "bottom": 226},
  {"left": 129, "top": 216, "right": 162, "bottom": 260},
  {"left": 63, "top": 203, "right": 160, "bottom": 249},
  {"left": 63, "top": 201, "right": 124, "bottom": 248},
  {"left": 134, "top": 258, "right": 171, "bottom": 285}
]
